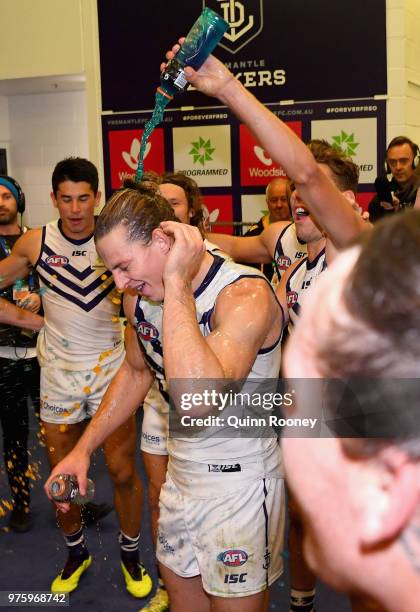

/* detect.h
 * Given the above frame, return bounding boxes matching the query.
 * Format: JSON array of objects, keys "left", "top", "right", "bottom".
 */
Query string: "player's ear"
[
  {"left": 358, "top": 448, "right": 420, "bottom": 547},
  {"left": 151, "top": 227, "right": 171, "bottom": 253}
]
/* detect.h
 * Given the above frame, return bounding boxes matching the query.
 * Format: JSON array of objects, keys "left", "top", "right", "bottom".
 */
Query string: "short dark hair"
[
  {"left": 52, "top": 157, "right": 99, "bottom": 195},
  {"left": 95, "top": 179, "right": 178, "bottom": 245},
  {"left": 307, "top": 139, "right": 359, "bottom": 194},
  {"left": 386, "top": 135, "right": 419, "bottom": 160}
]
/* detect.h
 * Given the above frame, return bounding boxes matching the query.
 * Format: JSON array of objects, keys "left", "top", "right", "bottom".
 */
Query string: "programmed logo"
[
  {"left": 204, "top": 0, "right": 263, "bottom": 54},
  {"left": 46, "top": 255, "right": 69, "bottom": 267},
  {"left": 190, "top": 137, "right": 215, "bottom": 166},
  {"left": 217, "top": 549, "right": 248, "bottom": 567}
]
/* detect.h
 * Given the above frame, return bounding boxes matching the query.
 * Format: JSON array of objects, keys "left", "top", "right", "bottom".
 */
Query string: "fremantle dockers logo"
[{"left": 203, "top": 0, "right": 263, "bottom": 54}]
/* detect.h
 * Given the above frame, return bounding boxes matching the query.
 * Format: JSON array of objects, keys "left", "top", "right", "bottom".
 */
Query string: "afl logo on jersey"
[
  {"left": 287, "top": 291, "right": 299, "bottom": 306},
  {"left": 46, "top": 255, "right": 69, "bottom": 267},
  {"left": 137, "top": 320, "right": 159, "bottom": 341},
  {"left": 276, "top": 255, "right": 291, "bottom": 270}
]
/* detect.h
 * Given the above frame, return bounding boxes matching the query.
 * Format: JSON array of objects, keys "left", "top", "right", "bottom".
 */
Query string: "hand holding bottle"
[
  {"left": 161, "top": 39, "right": 236, "bottom": 101},
  {"left": 44, "top": 448, "right": 91, "bottom": 513}
]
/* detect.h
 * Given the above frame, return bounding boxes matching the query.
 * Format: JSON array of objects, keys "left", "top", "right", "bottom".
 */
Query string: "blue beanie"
[{"left": 0, "top": 177, "right": 20, "bottom": 204}]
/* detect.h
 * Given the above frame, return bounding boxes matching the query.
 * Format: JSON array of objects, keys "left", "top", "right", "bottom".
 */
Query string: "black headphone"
[
  {"left": 385, "top": 138, "right": 420, "bottom": 174},
  {"left": 0, "top": 175, "right": 26, "bottom": 214}
]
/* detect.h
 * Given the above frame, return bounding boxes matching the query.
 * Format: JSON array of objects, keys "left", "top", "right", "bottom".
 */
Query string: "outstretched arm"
[
  {"left": 44, "top": 307, "right": 154, "bottom": 509},
  {"left": 207, "top": 221, "right": 288, "bottom": 263},
  {"left": 0, "top": 297, "right": 43, "bottom": 330},
  {"left": 164, "top": 46, "right": 364, "bottom": 248}
]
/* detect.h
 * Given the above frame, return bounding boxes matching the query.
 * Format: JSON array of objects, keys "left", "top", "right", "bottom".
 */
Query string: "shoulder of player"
[
  {"left": 215, "top": 276, "right": 276, "bottom": 320},
  {"left": 13, "top": 227, "right": 42, "bottom": 255},
  {"left": 261, "top": 220, "right": 292, "bottom": 255}
]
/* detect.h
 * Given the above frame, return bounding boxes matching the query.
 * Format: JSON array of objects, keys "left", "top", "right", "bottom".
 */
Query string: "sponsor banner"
[
  {"left": 98, "top": 0, "right": 386, "bottom": 112},
  {"left": 241, "top": 194, "right": 266, "bottom": 226},
  {"left": 311, "top": 118, "right": 377, "bottom": 184},
  {"left": 240, "top": 122, "right": 301, "bottom": 186},
  {"left": 102, "top": 98, "right": 385, "bottom": 229},
  {"left": 356, "top": 192, "right": 375, "bottom": 212},
  {"left": 108, "top": 129, "right": 165, "bottom": 189},
  {"left": 172, "top": 125, "right": 232, "bottom": 188},
  {"left": 202, "top": 195, "right": 234, "bottom": 235}
]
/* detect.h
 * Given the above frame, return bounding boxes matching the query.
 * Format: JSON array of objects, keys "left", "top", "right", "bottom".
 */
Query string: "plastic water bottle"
[
  {"left": 159, "top": 7, "right": 229, "bottom": 99},
  {"left": 49, "top": 474, "right": 95, "bottom": 505}
]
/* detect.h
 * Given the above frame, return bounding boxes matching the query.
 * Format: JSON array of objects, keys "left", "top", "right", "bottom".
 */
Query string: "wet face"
[
  {"left": 266, "top": 178, "right": 291, "bottom": 222},
  {"left": 290, "top": 188, "right": 323, "bottom": 244},
  {"left": 51, "top": 181, "right": 100, "bottom": 239},
  {"left": 159, "top": 183, "right": 193, "bottom": 225},
  {"left": 386, "top": 143, "right": 416, "bottom": 186},
  {"left": 96, "top": 224, "right": 168, "bottom": 302},
  {"left": 0, "top": 185, "right": 18, "bottom": 226}
]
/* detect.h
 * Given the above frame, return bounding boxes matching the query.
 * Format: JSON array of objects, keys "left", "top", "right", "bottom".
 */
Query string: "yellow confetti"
[
  {"left": 101, "top": 274, "right": 108, "bottom": 280},
  {"left": 93, "top": 365, "right": 102, "bottom": 374},
  {"left": 111, "top": 316, "right": 119, "bottom": 323},
  {"left": 59, "top": 424, "right": 67, "bottom": 433},
  {"left": 3, "top": 500, "right": 13, "bottom": 510},
  {"left": 83, "top": 386, "right": 91, "bottom": 394},
  {"left": 0, "top": 506, "right": 6, "bottom": 518},
  {"left": 111, "top": 297, "right": 121, "bottom": 305},
  {"left": 49, "top": 447, "right": 55, "bottom": 453},
  {"left": 102, "top": 284, "right": 108, "bottom": 289},
  {"left": 7, "top": 461, "right": 13, "bottom": 469}
]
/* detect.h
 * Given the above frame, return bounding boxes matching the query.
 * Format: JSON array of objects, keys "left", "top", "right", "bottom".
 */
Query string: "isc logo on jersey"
[
  {"left": 46, "top": 255, "right": 69, "bottom": 267},
  {"left": 136, "top": 320, "right": 159, "bottom": 341},
  {"left": 217, "top": 549, "right": 248, "bottom": 567},
  {"left": 276, "top": 255, "right": 291, "bottom": 271},
  {"left": 287, "top": 291, "right": 299, "bottom": 306}
]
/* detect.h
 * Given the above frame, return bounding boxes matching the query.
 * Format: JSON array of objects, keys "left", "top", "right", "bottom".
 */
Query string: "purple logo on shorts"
[{"left": 217, "top": 549, "right": 248, "bottom": 567}]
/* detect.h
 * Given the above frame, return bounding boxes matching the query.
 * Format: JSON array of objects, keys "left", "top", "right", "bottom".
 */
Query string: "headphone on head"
[
  {"left": 0, "top": 175, "right": 25, "bottom": 214},
  {"left": 385, "top": 138, "right": 420, "bottom": 174}
]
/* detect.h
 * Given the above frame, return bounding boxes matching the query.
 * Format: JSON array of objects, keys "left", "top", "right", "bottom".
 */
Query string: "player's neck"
[
  {"left": 0, "top": 220, "right": 20, "bottom": 236},
  {"left": 191, "top": 251, "right": 215, "bottom": 293},
  {"left": 307, "top": 236, "right": 326, "bottom": 262}
]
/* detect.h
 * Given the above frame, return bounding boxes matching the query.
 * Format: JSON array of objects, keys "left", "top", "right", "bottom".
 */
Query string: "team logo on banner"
[
  {"left": 311, "top": 118, "right": 377, "bottom": 183},
  {"left": 203, "top": 0, "right": 263, "bottom": 54},
  {"left": 240, "top": 123, "right": 302, "bottom": 186},
  {"left": 173, "top": 126, "right": 232, "bottom": 188},
  {"left": 108, "top": 129, "right": 165, "bottom": 189}
]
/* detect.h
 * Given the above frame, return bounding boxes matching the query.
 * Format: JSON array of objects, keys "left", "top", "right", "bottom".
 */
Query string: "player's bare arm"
[
  {"left": 0, "top": 228, "right": 42, "bottom": 288},
  {"left": 164, "top": 48, "right": 365, "bottom": 249},
  {"left": 44, "top": 293, "right": 154, "bottom": 507},
  {"left": 0, "top": 296, "right": 44, "bottom": 330},
  {"left": 161, "top": 220, "right": 281, "bottom": 416},
  {"left": 206, "top": 229, "right": 275, "bottom": 264}
]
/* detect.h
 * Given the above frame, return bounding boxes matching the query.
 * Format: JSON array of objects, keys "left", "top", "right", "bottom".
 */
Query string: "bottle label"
[{"left": 174, "top": 70, "right": 188, "bottom": 89}]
